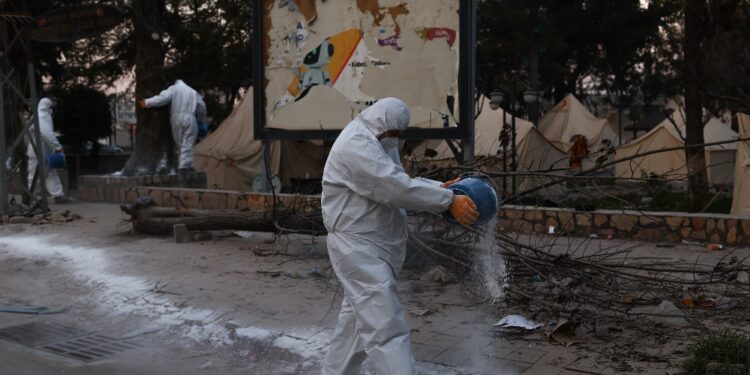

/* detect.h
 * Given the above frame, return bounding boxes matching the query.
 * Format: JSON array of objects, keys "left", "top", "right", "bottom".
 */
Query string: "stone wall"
[
  {"left": 79, "top": 174, "right": 750, "bottom": 245},
  {"left": 78, "top": 173, "right": 207, "bottom": 203},
  {"left": 78, "top": 173, "right": 315, "bottom": 211},
  {"left": 499, "top": 206, "right": 750, "bottom": 246}
]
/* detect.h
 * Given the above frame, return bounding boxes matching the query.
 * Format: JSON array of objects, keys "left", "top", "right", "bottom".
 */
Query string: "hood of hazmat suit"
[
  {"left": 33, "top": 98, "right": 62, "bottom": 152},
  {"left": 320, "top": 98, "right": 453, "bottom": 375}
]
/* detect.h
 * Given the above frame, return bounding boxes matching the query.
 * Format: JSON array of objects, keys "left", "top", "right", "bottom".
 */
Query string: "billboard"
[{"left": 254, "top": 0, "right": 475, "bottom": 140}]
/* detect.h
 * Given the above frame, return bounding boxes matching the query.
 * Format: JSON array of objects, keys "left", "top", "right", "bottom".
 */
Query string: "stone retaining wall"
[
  {"left": 499, "top": 206, "right": 750, "bottom": 246},
  {"left": 78, "top": 173, "right": 207, "bottom": 203},
  {"left": 79, "top": 175, "right": 750, "bottom": 245},
  {"left": 78, "top": 173, "right": 313, "bottom": 211}
]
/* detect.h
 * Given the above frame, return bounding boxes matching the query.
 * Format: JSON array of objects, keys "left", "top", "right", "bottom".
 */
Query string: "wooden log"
[
  {"left": 123, "top": 206, "right": 276, "bottom": 235},
  {"left": 120, "top": 196, "right": 326, "bottom": 235}
]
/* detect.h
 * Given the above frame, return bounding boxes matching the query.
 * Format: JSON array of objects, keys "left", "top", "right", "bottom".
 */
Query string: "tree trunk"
[
  {"left": 684, "top": 1, "right": 710, "bottom": 211},
  {"left": 122, "top": 0, "right": 172, "bottom": 176},
  {"left": 123, "top": 206, "right": 276, "bottom": 235},
  {"left": 121, "top": 205, "right": 326, "bottom": 236}
]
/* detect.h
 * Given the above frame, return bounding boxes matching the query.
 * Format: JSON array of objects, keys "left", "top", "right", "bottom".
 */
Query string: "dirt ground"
[{"left": 0, "top": 202, "right": 748, "bottom": 374}]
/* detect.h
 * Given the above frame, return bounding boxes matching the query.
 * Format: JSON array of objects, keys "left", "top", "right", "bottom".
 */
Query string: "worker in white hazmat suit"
[
  {"left": 321, "top": 98, "right": 479, "bottom": 375},
  {"left": 139, "top": 79, "right": 207, "bottom": 172},
  {"left": 26, "top": 98, "right": 72, "bottom": 204}
]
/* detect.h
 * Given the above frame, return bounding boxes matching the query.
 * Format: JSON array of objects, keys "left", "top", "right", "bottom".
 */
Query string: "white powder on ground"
[
  {"left": 0, "top": 235, "right": 328, "bottom": 358},
  {"left": 0, "top": 234, "right": 478, "bottom": 374}
]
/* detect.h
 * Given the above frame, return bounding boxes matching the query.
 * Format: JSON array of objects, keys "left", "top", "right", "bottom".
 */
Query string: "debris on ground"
[
  {"left": 737, "top": 271, "right": 749, "bottom": 284},
  {"left": 681, "top": 239, "right": 702, "bottom": 246},
  {"left": 547, "top": 319, "right": 580, "bottom": 347},
  {"left": 5, "top": 210, "right": 81, "bottom": 225},
  {"left": 632, "top": 300, "right": 688, "bottom": 327},
  {"left": 494, "top": 315, "right": 543, "bottom": 330},
  {"left": 173, "top": 223, "right": 191, "bottom": 243},
  {"left": 706, "top": 243, "right": 724, "bottom": 251},
  {"left": 408, "top": 306, "right": 432, "bottom": 317},
  {"left": 420, "top": 265, "right": 454, "bottom": 283}
]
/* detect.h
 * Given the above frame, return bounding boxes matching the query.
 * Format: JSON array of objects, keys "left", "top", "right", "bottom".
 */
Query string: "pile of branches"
[{"left": 407, "top": 212, "right": 750, "bottom": 323}]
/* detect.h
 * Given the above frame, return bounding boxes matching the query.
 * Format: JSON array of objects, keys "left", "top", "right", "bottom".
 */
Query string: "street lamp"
[
  {"left": 490, "top": 80, "right": 519, "bottom": 197},
  {"left": 489, "top": 90, "right": 508, "bottom": 196},
  {"left": 490, "top": 90, "right": 504, "bottom": 106},
  {"left": 523, "top": 90, "right": 539, "bottom": 105}
]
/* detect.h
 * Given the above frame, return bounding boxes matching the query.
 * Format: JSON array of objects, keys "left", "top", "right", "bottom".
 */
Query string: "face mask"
[{"left": 380, "top": 137, "right": 399, "bottom": 150}]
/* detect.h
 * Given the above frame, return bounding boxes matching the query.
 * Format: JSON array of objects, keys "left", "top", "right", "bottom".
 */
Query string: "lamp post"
[
  {"left": 509, "top": 77, "right": 517, "bottom": 195},
  {"left": 491, "top": 77, "right": 520, "bottom": 196},
  {"left": 611, "top": 92, "right": 623, "bottom": 146},
  {"left": 490, "top": 90, "right": 506, "bottom": 196}
]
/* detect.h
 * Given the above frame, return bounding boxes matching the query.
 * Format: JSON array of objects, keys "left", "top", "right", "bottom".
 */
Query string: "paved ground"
[{"left": 0, "top": 202, "right": 747, "bottom": 374}]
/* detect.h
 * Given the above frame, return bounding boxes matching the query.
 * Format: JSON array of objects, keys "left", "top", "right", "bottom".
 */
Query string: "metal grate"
[
  {"left": 40, "top": 334, "right": 141, "bottom": 362},
  {"left": 0, "top": 322, "right": 140, "bottom": 362},
  {"left": 0, "top": 322, "right": 90, "bottom": 346}
]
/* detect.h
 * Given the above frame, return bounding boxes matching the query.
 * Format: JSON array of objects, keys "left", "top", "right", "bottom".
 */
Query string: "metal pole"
[
  {"left": 529, "top": 26, "right": 540, "bottom": 126},
  {"left": 618, "top": 100, "right": 623, "bottom": 146},
  {"left": 511, "top": 78, "right": 517, "bottom": 195},
  {"left": 0, "top": 70, "right": 7, "bottom": 216},
  {"left": 461, "top": 0, "right": 477, "bottom": 165},
  {"left": 27, "top": 64, "right": 47, "bottom": 212},
  {"left": 501, "top": 107, "right": 507, "bottom": 198},
  {"left": 258, "top": 140, "right": 271, "bottom": 193}
]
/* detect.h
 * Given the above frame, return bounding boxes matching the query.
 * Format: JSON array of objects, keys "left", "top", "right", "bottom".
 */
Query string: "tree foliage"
[
  {"left": 477, "top": 0, "right": 680, "bottom": 106},
  {"left": 52, "top": 86, "right": 113, "bottom": 149},
  {"left": 32, "top": 0, "right": 253, "bottom": 127}
]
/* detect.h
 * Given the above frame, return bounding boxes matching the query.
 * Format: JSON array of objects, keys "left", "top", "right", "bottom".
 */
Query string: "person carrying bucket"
[
  {"left": 320, "top": 98, "right": 482, "bottom": 375},
  {"left": 26, "top": 97, "right": 74, "bottom": 204}
]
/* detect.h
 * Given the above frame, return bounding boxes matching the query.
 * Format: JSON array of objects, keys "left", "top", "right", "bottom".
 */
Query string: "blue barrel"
[
  {"left": 47, "top": 152, "right": 66, "bottom": 169},
  {"left": 443, "top": 177, "right": 499, "bottom": 226}
]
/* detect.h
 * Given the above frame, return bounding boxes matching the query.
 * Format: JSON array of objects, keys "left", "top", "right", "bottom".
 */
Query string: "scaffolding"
[{"left": 0, "top": 0, "right": 48, "bottom": 216}]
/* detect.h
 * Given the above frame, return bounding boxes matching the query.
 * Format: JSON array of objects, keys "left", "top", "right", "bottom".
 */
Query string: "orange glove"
[
  {"left": 449, "top": 195, "right": 479, "bottom": 226},
  {"left": 138, "top": 99, "right": 146, "bottom": 109},
  {"left": 441, "top": 177, "right": 461, "bottom": 189}
]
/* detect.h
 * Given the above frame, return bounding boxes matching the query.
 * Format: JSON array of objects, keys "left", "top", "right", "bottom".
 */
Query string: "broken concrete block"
[{"left": 173, "top": 224, "right": 191, "bottom": 243}]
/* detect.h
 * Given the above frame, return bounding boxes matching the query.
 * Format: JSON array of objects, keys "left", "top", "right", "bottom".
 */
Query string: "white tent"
[
  {"left": 731, "top": 113, "right": 750, "bottom": 215},
  {"left": 538, "top": 94, "right": 620, "bottom": 169},
  {"left": 194, "top": 88, "right": 281, "bottom": 191},
  {"left": 614, "top": 106, "right": 738, "bottom": 186},
  {"left": 406, "top": 96, "right": 567, "bottom": 193},
  {"left": 194, "top": 88, "right": 329, "bottom": 192}
]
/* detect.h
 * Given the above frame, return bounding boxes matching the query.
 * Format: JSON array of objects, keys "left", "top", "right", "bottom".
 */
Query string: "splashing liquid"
[{"left": 471, "top": 216, "right": 507, "bottom": 302}]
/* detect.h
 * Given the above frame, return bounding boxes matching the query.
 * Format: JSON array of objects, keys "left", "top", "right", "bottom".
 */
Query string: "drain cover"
[
  {"left": 0, "top": 322, "right": 140, "bottom": 362},
  {"left": 0, "top": 322, "right": 90, "bottom": 346},
  {"left": 40, "top": 334, "right": 141, "bottom": 362}
]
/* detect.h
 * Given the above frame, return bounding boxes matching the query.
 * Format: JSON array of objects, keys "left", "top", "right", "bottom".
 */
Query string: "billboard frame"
[{"left": 253, "top": 0, "right": 475, "bottom": 141}]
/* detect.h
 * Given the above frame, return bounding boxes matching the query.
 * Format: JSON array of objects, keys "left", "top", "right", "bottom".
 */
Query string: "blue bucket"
[
  {"left": 443, "top": 177, "right": 499, "bottom": 226},
  {"left": 47, "top": 153, "right": 66, "bottom": 169}
]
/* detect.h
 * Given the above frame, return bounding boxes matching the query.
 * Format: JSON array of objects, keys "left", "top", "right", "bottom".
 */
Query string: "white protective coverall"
[
  {"left": 144, "top": 80, "right": 206, "bottom": 169},
  {"left": 26, "top": 98, "right": 64, "bottom": 198},
  {"left": 321, "top": 98, "right": 454, "bottom": 375}
]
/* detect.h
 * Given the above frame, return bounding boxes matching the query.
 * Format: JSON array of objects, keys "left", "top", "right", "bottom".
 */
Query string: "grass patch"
[{"left": 684, "top": 330, "right": 749, "bottom": 375}]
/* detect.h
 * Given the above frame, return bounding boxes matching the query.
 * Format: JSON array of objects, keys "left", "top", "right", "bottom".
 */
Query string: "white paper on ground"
[{"left": 494, "top": 314, "right": 543, "bottom": 330}]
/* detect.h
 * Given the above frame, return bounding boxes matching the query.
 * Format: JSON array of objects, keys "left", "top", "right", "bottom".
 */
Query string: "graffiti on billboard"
[{"left": 263, "top": 0, "right": 460, "bottom": 131}]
